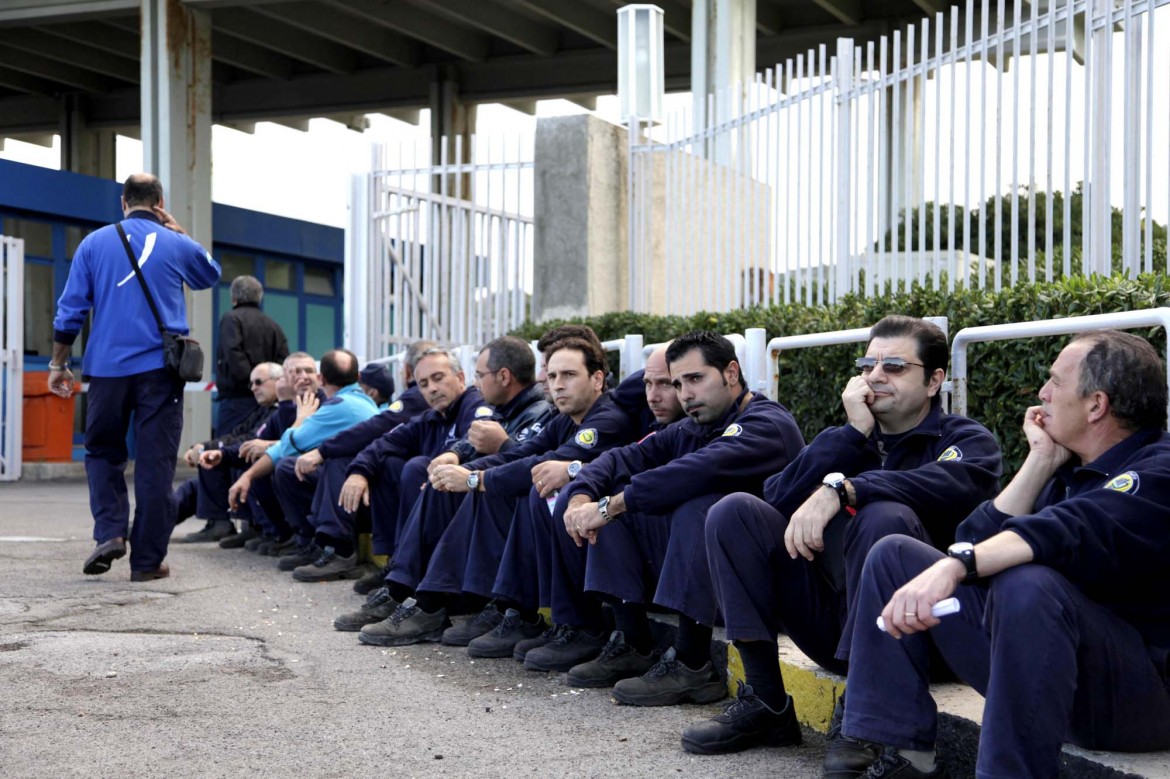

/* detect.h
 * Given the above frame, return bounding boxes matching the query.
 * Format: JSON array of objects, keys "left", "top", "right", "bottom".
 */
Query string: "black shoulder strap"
[{"left": 115, "top": 222, "right": 166, "bottom": 335}]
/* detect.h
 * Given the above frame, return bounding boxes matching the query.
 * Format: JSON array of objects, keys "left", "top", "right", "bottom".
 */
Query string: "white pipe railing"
[{"left": 1, "top": 235, "right": 24, "bottom": 481}]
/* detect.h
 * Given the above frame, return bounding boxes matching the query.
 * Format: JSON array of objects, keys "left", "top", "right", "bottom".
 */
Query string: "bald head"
[
  {"left": 122, "top": 173, "right": 164, "bottom": 210},
  {"left": 644, "top": 345, "right": 683, "bottom": 424}
]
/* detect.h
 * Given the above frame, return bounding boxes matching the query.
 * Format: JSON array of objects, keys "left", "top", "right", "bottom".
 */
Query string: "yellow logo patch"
[
  {"left": 1105, "top": 471, "right": 1139, "bottom": 494},
  {"left": 575, "top": 428, "right": 598, "bottom": 448},
  {"left": 722, "top": 423, "right": 743, "bottom": 437},
  {"left": 389, "top": 400, "right": 404, "bottom": 413},
  {"left": 937, "top": 446, "right": 962, "bottom": 462},
  {"left": 475, "top": 406, "right": 494, "bottom": 419}
]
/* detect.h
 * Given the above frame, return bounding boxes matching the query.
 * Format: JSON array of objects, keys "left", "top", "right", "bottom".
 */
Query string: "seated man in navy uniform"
[
  {"left": 555, "top": 331, "right": 805, "bottom": 685},
  {"left": 832, "top": 330, "right": 1170, "bottom": 778},
  {"left": 682, "top": 315, "right": 1002, "bottom": 757}
]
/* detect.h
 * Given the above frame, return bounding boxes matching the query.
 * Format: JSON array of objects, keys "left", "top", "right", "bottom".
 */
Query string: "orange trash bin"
[{"left": 22, "top": 370, "right": 75, "bottom": 462}]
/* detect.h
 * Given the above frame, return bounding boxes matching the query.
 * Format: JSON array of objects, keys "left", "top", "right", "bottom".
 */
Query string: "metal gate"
[{"left": 1, "top": 234, "right": 24, "bottom": 481}]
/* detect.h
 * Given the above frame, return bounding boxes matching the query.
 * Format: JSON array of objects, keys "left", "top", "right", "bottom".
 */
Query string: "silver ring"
[{"left": 904, "top": 612, "right": 917, "bottom": 618}]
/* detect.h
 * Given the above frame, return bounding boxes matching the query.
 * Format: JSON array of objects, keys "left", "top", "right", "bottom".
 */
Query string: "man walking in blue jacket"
[{"left": 50, "top": 173, "right": 221, "bottom": 582}]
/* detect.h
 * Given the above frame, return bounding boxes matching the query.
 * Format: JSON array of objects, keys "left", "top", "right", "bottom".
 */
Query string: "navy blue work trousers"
[
  {"left": 843, "top": 535, "right": 1170, "bottom": 779},
  {"left": 85, "top": 369, "right": 184, "bottom": 572},
  {"left": 271, "top": 455, "right": 318, "bottom": 546},
  {"left": 368, "top": 455, "right": 423, "bottom": 557},
  {"left": 705, "top": 493, "right": 930, "bottom": 671},
  {"left": 492, "top": 488, "right": 568, "bottom": 611},
  {"left": 386, "top": 485, "right": 465, "bottom": 591},
  {"left": 309, "top": 456, "right": 357, "bottom": 541},
  {"left": 417, "top": 490, "right": 519, "bottom": 596}
]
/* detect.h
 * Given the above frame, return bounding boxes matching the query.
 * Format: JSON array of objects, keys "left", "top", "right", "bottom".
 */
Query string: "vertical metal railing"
[
  {"left": 1, "top": 235, "right": 24, "bottom": 481},
  {"left": 353, "top": 134, "right": 535, "bottom": 359},
  {"left": 631, "top": 1, "right": 1170, "bottom": 316}
]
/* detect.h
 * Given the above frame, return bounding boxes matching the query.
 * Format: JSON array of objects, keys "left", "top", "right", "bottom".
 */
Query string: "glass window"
[
  {"left": 265, "top": 259, "right": 293, "bottom": 290},
  {"left": 65, "top": 225, "right": 93, "bottom": 257},
  {"left": 265, "top": 293, "right": 299, "bottom": 349},
  {"left": 218, "top": 252, "right": 254, "bottom": 284},
  {"left": 23, "top": 261, "right": 54, "bottom": 357},
  {"left": 1, "top": 217, "right": 52, "bottom": 257},
  {"left": 305, "top": 303, "right": 336, "bottom": 358},
  {"left": 304, "top": 266, "right": 335, "bottom": 297}
]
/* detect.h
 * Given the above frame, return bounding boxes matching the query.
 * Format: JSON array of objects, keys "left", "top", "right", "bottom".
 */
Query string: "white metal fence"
[
  {"left": 631, "top": 0, "right": 1170, "bottom": 315},
  {"left": 1, "top": 235, "right": 24, "bottom": 481},
  {"left": 347, "top": 135, "right": 535, "bottom": 361}
]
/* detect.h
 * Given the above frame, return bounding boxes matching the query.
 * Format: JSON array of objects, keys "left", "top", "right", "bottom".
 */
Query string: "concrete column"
[
  {"left": 532, "top": 115, "right": 628, "bottom": 322},
  {"left": 429, "top": 66, "right": 476, "bottom": 198},
  {"left": 691, "top": 0, "right": 756, "bottom": 163},
  {"left": 59, "top": 95, "right": 117, "bottom": 180},
  {"left": 140, "top": 0, "right": 214, "bottom": 446}
]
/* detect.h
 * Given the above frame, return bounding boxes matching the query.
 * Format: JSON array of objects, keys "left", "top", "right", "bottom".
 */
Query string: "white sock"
[{"left": 900, "top": 748, "right": 936, "bottom": 773}]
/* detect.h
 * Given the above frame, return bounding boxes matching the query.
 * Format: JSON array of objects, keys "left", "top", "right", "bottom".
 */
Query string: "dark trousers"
[
  {"left": 246, "top": 474, "right": 287, "bottom": 538},
  {"left": 368, "top": 455, "right": 422, "bottom": 556},
  {"left": 174, "top": 477, "right": 198, "bottom": 524},
  {"left": 271, "top": 456, "right": 318, "bottom": 546},
  {"left": 418, "top": 490, "right": 519, "bottom": 596},
  {"left": 386, "top": 485, "right": 466, "bottom": 591},
  {"left": 85, "top": 369, "right": 184, "bottom": 572},
  {"left": 492, "top": 488, "right": 564, "bottom": 611},
  {"left": 214, "top": 394, "right": 258, "bottom": 438},
  {"left": 195, "top": 462, "right": 233, "bottom": 522},
  {"left": 309, "top": 456, "right": 357, "bottom": 541},
  {"left": 844, "top": 535, "right": 1170, "bottom": 779}
]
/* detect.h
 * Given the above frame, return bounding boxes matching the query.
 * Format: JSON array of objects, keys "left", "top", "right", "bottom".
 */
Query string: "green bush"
[{"left": 512, "top": 273, "right": 1170, "bottom": 476}]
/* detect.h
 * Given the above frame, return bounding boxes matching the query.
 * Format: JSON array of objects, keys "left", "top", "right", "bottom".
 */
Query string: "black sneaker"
[
  {"left": 179, "top": 519, "right": 236, "bottom": 543},
  {"left": 334, "top": 586, "right": 400, "bottom": 632},
  {"left": 218, "top": 525, "right": 257, "bottom": 549},
  {"left": 353, "top": 560, "right": 393, "bottom": 595},
  {"left": 260, "top": 537, "right": 298, "bottom": 557},
  {"left": 358, "top": 597, "right": 450, "bottom": 647},
  {"left": 612, "top": 646, "right": 726, "bottom": 706},
  {"left": 513, "top": 625, "right": 557, "bottom": 662},
  {"left": 246, "top": 534, "right": 277, "bottom": 553},
  {"left": 862, "top": 752, "right": 950, "bottom": 778},
  {"left": 442, "top": 603, "right": 503, "bottom": 646},
  {"left": 523, "top": 624, "right": 608, "bottom": 672},
  {"left": 681, "top": 682, "right": 802, "bottom": 755},
  {"left": 277, "top": 543, "right": 321, "bottom": 571},
  {"left": 825, "top": 692, "right": 884, "bottom": 778},
  {"left": 565, "top": 630, "right": 658, "bottom": 688},
  {"left": 468, "top": 609, "right": 548, "bottom": 658}
]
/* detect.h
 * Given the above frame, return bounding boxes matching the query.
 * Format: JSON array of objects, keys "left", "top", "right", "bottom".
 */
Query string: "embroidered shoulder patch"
[
  {"left": 937, "top": 446, "right": 962, "bottom": 462},
  {"left": 389, "top": 400, "right": 404, "bottom": 413},
  {"left": 575, "top": 428, "right": 598, "bottom": 448},
  {"left": 1105, "top": 471, "right": 1139, "bottom": 494},
  {"left": 722, "top": 423, "right": 743, "bottom": 437},
  {"left": 475, "top": 406, "right": 494, "bottom": 419}
]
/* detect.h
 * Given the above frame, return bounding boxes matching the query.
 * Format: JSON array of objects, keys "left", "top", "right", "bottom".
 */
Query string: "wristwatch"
[
  {"left": 946, "top": 542, "right": 978, "bottom": 582},
  {"left": 567, "top": 460, "right": 583, "bottom": 478},
  {"left": 597, "top": 495, "right": 613, "bottom": 523},
  {"left": 466, "top": 471, "right": 481, "bottom": 491},
  {"left": 823, "top": 472, "right": 849, "bottom": 507}
]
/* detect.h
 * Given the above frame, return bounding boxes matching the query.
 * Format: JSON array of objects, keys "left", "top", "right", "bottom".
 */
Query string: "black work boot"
[
  {"left": 565, "top": 630, "right": 657, "bottom": 688},
  {"left": 681, "top": 682, "right": 802, "bottom": 755},
  {"left": 824, "top": 692, "right": 884, "bottom": 778}
]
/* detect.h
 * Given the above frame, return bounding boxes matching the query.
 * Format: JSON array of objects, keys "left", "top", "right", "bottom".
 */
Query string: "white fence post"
[
  {"left": 833, "top": 38, "right": 854, "bottom": 303},
  {"left": 1, "top": 235, "right": 24, "bottom": 482}
]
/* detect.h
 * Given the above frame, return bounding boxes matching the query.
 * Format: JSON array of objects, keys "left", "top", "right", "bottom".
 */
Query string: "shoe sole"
[
  {"left": 277, "top": 559, "right": 316, "bottom": 571},
  {"left": 613, "top": 679, "right": 728, "bottom": 707},
  {"left": 523, "top": 651, "right": 604, "bottom": 673},
  {"left": 468, "top": 640, "right": 527, "bottom": 659},
  {"left": 512, "top": 642, "right": 548, "bottom": 662},
  {"left": 357, "top": 627, "right": 447, "bottom": 647},
  {"left": 291, "top": 567, "right": 365, "bottom": 583},
  {"left": 333, "top": 617, "right": 384, "bottom": 632},
  {"left": 82, "top": 543, "right": 126, "bottom": 575},
  {"left": 680, "top": 728, "right": 802, "bottom": 755},
  {"left": 441, "top": 626, "right": 498, "bottom": 647},
  {"left": 565, "top": 667, "right": 650, "bottom": 688}
]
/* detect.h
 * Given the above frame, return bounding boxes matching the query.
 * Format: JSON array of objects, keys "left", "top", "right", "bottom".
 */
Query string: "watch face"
[
  {"left": 467, "top": 473, "right": 479, "bottom": 489},
  {"left": 567, "top": 461, "right": 581, "bottom": 478},
  {"left": 949, "top": 542, "right": 974, "bottom": 554}
]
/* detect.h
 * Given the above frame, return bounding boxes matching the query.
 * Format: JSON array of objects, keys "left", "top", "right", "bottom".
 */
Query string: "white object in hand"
[{"left": 876, "top": 598, "right": 961, "bottom": 632}]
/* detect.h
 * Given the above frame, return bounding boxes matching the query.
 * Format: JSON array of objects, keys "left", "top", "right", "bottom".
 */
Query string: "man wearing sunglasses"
[{"left": 682, "top": 315, "right": 1003, "bottom": 760}]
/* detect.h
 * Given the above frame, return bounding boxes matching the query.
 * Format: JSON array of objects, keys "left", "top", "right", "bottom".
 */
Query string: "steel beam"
[
  {"left": 810, "top": 0, "right": 862, "bottom": 26},
  {"left": 0, "top": 0, "right": 136, "bottom": 25},
  {"left": 0, "top": 47, "right": 117, "bottom": 91},
  {"left": 212, "top": 31, "right": 297, "bottom": 79},
  {"left": 0, "top": 66, "right": 61, "bottom": 95},
  {"left": 420, "top": 0, "right": 558, "bottom": 56},
  {"left": 35, "top": 21, "right": 138, "bottom": 59},
  {"left": 512, "top": 0, "right": 617, "bottom": 49},
  {"left": 252, "top": 2, "right": 421, "bottom": 67},
  {"left": 215, "top": 7, "right": 359, "bottom": 74},
  {"left": 336, "top": 0, "right": 490, "bottom": 62},
  {"left": 0, "top": 28, "right": 138, "bottom": 82}
]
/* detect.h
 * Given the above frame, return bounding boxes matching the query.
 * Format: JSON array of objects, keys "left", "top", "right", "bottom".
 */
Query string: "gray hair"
[
  {"left": 404, "top": 340, "right": 439, "bottom": 371},
  {"left": 416, "top": 346, "right": 462, "bottom": 375},
  {"left": 1072, "top": 330, "right": 1168, "bottom": 430},
  {"left": 230, "top": 275, "right": 264, "bottom": 305}
]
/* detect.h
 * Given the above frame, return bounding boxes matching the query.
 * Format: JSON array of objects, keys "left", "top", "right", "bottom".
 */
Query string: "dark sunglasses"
[
  {"left": 855, "top": 357, "right": 925, "bottom": 375},
  {"left": 250, "top": 378, "right": 271, "bottom": 387}
]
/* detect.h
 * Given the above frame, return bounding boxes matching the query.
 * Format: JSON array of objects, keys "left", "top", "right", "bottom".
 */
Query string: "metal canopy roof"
[{"left": 0, "top": 0, "right": 957, "bottom": 138}]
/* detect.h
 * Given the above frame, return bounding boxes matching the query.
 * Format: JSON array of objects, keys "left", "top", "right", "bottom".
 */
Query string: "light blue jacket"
[{"left": 265, "top": 383, "right": 379, "bottom": 462}]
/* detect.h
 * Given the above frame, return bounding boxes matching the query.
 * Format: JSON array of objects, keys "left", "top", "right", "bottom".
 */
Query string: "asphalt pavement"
[{"left": 0, "top": 478, "right": 826, "bottom": 779}]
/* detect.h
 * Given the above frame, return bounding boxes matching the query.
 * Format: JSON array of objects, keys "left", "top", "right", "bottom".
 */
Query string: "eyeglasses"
[
  {"left": 856, "top": 357, "right": 925, "bottom": 375},
  {"left": 250, "top": 378, "right": 271, "bottom": 387}
]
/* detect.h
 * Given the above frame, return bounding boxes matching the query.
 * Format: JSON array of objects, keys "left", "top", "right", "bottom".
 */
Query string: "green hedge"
[{"left": 512, "top": 274, "right": 1170, "bottom": 476}]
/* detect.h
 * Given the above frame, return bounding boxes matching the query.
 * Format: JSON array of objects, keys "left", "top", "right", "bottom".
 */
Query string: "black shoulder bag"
[{"left": 115, "top": 222, "right": 205, "bottom": 382}]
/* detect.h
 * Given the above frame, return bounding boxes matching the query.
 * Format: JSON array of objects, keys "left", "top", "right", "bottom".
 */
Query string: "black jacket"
[
  {"left": 216, "top": 302, "right": 290, "bottom": 398},
  {"left": 447, "top": 383, "right": 554, "bottom": 463}
]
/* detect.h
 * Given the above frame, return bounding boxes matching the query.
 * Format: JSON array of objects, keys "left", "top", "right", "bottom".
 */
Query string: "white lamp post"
[{"left": 617, "top": 4, "right": 665, "bottom": 311}]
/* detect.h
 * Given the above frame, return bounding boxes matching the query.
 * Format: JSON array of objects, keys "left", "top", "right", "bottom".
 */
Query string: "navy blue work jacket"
[
  {"left": 317, "top": 383, "right": 429, "bottom": 460},
  {"left": 447, "top": 383, "right": 554, "bottom": 463}
]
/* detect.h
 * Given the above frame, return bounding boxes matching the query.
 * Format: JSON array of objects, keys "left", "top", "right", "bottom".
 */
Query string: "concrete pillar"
[
  {"left": 140, "top": 0, "right": 214, "bottom": 446},
  {"left": 429, "top": 66, "right": 476, "bottom": 198},
  {"left": 532, "top": 115, "right": 628, "bottom": 322},
  {"left": 691, "top": 0, "right": 756, "bottom": 163},
  {"left": 59, "top": 95, "right": 117, "bottom": 180}
]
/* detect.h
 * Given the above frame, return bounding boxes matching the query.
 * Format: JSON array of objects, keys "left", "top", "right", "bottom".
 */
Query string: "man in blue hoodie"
[
  {"left": 834, "top": 330, "right": 1170, "bottom": 779},
  {"left": 51, "top": 173, "right": 221, "bottom": 582}
]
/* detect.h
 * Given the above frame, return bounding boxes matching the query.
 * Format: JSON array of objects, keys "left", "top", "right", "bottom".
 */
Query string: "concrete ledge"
[{"left": 738, "top": 634, "right": 1169, "bottom": 778}]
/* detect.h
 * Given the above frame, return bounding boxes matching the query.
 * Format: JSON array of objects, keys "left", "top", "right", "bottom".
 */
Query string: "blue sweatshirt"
[
  {"left": 765, "top": 397, "right": 1003, "bottom": 549},
  {"left": 53, "top": 211, "right": 221, "bottom": 377},
  {"left": 467, "top": 391, "right": 638, "bottom": 497},
  {"left": 566, "top": 390, "right": 806, "bottom": 515},
  {"left": 316, "top": 383, "right": 429, "bottom": 460},
  {"left": 958, "top": 428, "right": 1170, "bottom": 654},
  {"left": 347, "top": 387, "right": 486, "bottom": 481},
  {"left": 264, "top": 384, "right": 379, "bottom": 462}
]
